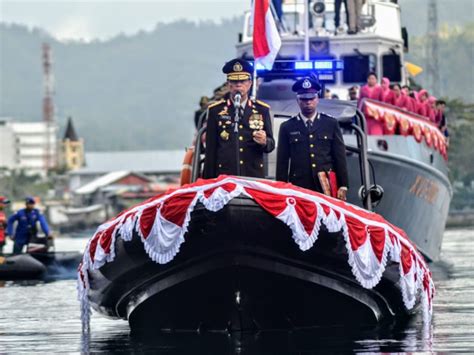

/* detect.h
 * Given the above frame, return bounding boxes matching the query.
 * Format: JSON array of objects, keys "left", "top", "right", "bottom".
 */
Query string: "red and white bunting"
[
  {"left": 362, "top": 99, "right": 447, "bottom": 159},
  {"left": 78, "top": 176, "right": 434, "bottom": 328}
]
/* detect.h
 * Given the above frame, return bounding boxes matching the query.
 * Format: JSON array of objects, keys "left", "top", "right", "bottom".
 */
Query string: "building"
[
  {"left": 0, "top": 120, "right": 16, "bottom": 169},
  {"left": 68, "top": 150, "right": 184, "bottom": 191},
  {"left": 60, "top": 117, "right": 84, "bottom": 171},
  {"left": 73, "top": 170, "right": 153, "bottom": 205},
  {"left": 0, "top": 118, "right": 58, "bottom": 176}
]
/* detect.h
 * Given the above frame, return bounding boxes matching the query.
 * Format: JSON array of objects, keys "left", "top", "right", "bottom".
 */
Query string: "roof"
[
  {"left": 70, "top": 150, "right": 184, "bottom": 175},
  {"left": 63, "top": 116, "right": 79, "bottom": 141},
  {"left": 74, "top": 171, "right": 152, "bottom": 195}
]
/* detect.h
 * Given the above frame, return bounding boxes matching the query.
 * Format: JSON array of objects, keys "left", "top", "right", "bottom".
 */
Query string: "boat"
[
  {"left": 77, "top": 1, "right": 444, "bottom": 332},
  {"left": 0, "top": 236, "right": 82, "bottom": 280},
  {"left": 0, "top": 254, "right": 46, "bottom": 280},
  {"left": 78, "top": 177, "right": 434, "bottom": 332},
  {"left": 232, "top": 0, "right": 452, "bottom": 261}
]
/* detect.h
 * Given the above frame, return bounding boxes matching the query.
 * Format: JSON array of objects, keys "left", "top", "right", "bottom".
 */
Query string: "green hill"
[
  {"left": 0, "top": 19, "right": 242, "bottom": 151},
  {"left": 1, "top": 4, "right": 473, "bottom": 151}
]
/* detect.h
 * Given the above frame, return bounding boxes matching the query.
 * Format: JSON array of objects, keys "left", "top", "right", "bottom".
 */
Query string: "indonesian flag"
[{"left": 252, "top": 0, "right": 281, "bottom": 70}]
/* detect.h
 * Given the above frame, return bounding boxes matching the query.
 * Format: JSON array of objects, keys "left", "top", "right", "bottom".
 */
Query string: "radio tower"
[
  {"left": 42, "top": 43, "right": 55, "bottom": 171},
  {"left": 426, "top": 0, "right": 440, "bottom": 96}
]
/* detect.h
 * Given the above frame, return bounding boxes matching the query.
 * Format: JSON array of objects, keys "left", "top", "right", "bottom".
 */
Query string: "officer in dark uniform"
[
  {"left": 276, "top": 77, "right": 349, "bottom": 200},
  {"left": 203, "top": 58, "right": 275, "bottom": 179}
]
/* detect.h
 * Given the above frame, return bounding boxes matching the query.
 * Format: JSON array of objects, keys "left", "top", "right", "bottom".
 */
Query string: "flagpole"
[
  {"left": 304, "top": 0, "right": 310, "bottom": 60},
  {"left": 251, "top": 65, "right": 257, "bottom": 100}
]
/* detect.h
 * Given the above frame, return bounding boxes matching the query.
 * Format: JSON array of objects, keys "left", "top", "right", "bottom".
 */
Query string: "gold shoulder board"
[
  {"left": 207, "top": 99, "right": 225, "bottom": 109},
  {"left": 256, "top": 99, "right": 270, "bottom": 108}
]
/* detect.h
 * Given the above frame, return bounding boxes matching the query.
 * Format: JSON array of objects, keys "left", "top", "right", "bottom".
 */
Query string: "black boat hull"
[
  {"left": 88, "top": 197, "right": 415, "bottom": 332},
  {"left": 0, "top": 254, "right": 46, "bottom": 280},
  {"left": 0, "top": 252, "right": 82, "bottom": 280}
]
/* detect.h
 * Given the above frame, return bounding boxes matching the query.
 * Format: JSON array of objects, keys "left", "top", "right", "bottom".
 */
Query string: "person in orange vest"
[{"left": 0, "top": 196, "right": 11, "bottom": 255}]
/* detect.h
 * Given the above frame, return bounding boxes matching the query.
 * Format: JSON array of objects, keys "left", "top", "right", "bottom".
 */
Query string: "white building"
[{"left": 0, "top": 118, "right": 58, "bottom": 176}]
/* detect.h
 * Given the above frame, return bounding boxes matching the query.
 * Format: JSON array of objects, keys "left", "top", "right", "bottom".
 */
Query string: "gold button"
[
  {"left": 239, "top": 148, "right": 243, "bottom": 152},
  {"left": 218, "top": 164, "right": 222, "bottom": 168},
  {"left": 309, "top": 134, "right": 313, "bottom": 139},
  {"left": 311, "top": 153, "right": 315, "bottom": 158},
  {"left": 240, "top": 160, "right": 244, "bottom": 165},
  {"left": 222, "top": 125, "right": 226, "bottom": 129},
  {"left": 239, "top": 136, "right": 243, "bottom": 141},
  {"left": 260, "top": 163, "right": 263, "bottom": 168},
  {"left": 295, "top": 138, "right": 298, "bottom": 142},
  {"left": 324, "top": 135, "right": 328, "bottom": 139},
  {"left": 239, "top": 125, "right": 243, "bottom": 129},
  {"left": 312, "top": 163, "right": 316, "bottom": 168},
  {"left": 310, "top": 144, "right": 314, "bottom": 148}
]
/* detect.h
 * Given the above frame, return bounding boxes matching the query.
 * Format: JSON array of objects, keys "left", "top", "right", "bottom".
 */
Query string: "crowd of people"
[
  {"left": 352, "top": 72, "right": 449, "bottom": 141},
  {"left": 192, "top": 59, "right": 449, "bottom": 202}
]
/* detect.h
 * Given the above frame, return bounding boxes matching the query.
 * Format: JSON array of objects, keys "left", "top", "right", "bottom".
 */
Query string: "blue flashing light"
[
  {"left": 253, "top": 62, "right": 266, "bottom": 71},
  {"left": 313, "top": 61, "right": 333, "bottom": 70},
  {"left": 294, "top": 61, "right": 313, "bottom": 70},
  {"left": 318, "top": 74, "right": 334, "bottom": 80}
]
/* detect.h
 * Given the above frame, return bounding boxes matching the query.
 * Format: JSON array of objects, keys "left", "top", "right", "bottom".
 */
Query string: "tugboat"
[{"left": 78, "top": 1, "right": 443, "bottom": 332}]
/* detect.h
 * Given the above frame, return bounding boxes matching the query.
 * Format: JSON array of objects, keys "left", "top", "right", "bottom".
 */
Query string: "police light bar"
[
  {"left": 292, "top": 60, "right": 344, "bottom": 71},
  {"left": 252, "top": 59, "right": 344, "bottom": 72},
  {"left": 294, "top": 61, "right": 313, "bottom": 70},
  {"left": 252, "top": 59, "right": 343, "bottom": 80},
  {"left": 313, "top": 61, "right": 333, "bottom": 70}
]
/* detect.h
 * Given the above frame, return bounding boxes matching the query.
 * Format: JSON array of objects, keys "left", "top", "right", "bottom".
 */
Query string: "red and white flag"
[{"left": 252, "top": 0, "right": 281, "bottom": 70}]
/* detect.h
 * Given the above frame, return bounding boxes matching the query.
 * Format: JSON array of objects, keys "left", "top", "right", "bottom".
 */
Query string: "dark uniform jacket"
[
  {"left": 203, "top": 98, "right": 275, "bottom": 179},
  {"left": 276, "top": 113, "right": 349, "bottom": 192}
]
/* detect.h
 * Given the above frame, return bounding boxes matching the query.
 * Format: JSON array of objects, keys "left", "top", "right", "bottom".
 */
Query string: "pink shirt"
[
  {"left": 417, "top": 100, "right": 429, "bottom": 118},
  {"left": 358, "top": 84, "right": 383, "bottom": 104}
]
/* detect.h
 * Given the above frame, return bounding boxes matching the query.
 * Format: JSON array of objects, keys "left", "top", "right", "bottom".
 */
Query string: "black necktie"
[{"left": 306, "top": 120, "right": 313, "bottom": 130}]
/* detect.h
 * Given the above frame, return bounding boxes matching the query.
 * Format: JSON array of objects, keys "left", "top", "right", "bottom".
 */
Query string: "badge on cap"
[
  {"left": 233, "top": 62, "right": 243, "bottom": 72},
  {"left": 302, "top": 79, "right": 312, "bottom": 89}
]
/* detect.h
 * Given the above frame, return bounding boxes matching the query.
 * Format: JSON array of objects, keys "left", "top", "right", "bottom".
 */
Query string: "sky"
[{"left": 0, "top": 0, "right": 249, "bottom": 41}]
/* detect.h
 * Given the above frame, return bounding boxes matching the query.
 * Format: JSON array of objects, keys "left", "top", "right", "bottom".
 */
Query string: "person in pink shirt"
[
  {"left": 392, "top": 84, "right": 412, "bottom": 111},
  {"left": 359, "top": 72, "right": 384, "bottom": 134},
  {"left": 358, "top": 72, "right": 383, "bottom": 104},
  {"left": 428, "top": 96, "right": 438, "bottom": 124},
  {"left": 381, "top": 77, "right": 395, "bottom": 105},
  {"left": 401, "top": 85, "right": 415, "bottom": 112},
  {"left": 416, "top": 89, "right": 430, "bottom": 118}
]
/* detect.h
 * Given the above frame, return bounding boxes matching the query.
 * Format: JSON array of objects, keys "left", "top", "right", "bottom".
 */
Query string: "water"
[{"left": 1, "top": 229, "right": 473, "bottom": 353}]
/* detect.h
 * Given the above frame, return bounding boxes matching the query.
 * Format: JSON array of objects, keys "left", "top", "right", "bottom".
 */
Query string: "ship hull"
[
  {"left": 88, "top": 197, "right": 415, "bottom": 332},
  {"left": 345, "top": 147, "right": 451, "bottom": 261}
]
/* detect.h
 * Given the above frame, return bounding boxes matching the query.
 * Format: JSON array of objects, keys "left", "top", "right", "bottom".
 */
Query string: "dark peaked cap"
[
  {"left": 292, "top": 77, "right": 322, "bottom": 99},
  {"left": 222, "top": 58, "right": 253, "bottom": 81}
]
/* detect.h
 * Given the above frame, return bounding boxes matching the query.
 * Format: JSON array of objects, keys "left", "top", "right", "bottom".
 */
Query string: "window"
[
  {"left": 342, "top": 54, "right": 377, "bottom": 83},
  {"left": 382, "top": 53, "right": 402, "bottom": 82}
]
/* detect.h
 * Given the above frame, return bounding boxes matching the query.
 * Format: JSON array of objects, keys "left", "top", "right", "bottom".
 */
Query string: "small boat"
[
  {"left": 0, "top": 254, "right": 46, "bottom": 280},
  {"left": 78, "top": 176, "right": 434, "bottom": 332},
  {"left": 0, "top": 237, "right": 82, "bottom": 280}
]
